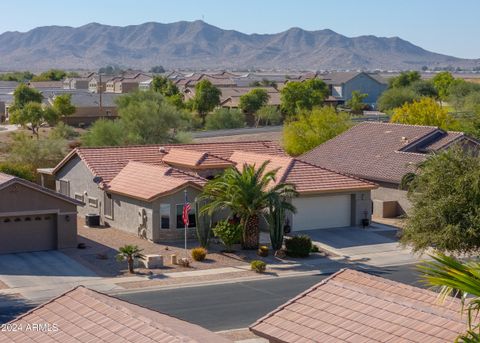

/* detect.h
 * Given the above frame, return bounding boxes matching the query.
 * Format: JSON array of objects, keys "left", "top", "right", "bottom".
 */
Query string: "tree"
[
  {"left": 10, "top": 102, "right": 59, "bottom": 138},
  {"left": 151, "top": 76, "right": 179, "bottom": 97},
  {"left": 280, "top": 79, "right": 329, "bottom": 116},
  {"left": 432, "top": 71, "right": 455, "bottom": 101},
  {"left": 81, "top": 119, "right": 126, "bottom": 147},
  {"left": 239, "top": 88, "right": 270, "bottom": 117},
  {"left": 116, "top": 245, "right": 145, "bottom": 274},
  {"left": 192, "top": 80, "right": 222, "bottom": 125},
  {"left": 98, "top": 65, "right": 123, "bottom": 75},
  {"left": 201, "top": 161, "right": 297, "bottom": 250},
  {"left": 391, "top": 97, "right": 457, "bottom": 130},
  {"left": 205, "top": 108, "right": 245, "bottom": 130},
  {"left": 388, "top": 71, "right": 421, "bottom": 88},
  {"left": 255, "top": 106, "right": 282, "bottom": 126},
  {"left": 346, "top": 90, "right": 368, "bottom": 114},
  {"left": 410, "top": 80, "right": 438, "bottom": 98},
  {"left": 149, "top": 65, "right": 165, "bottom": 73},
  {"left": 52, "top": 94, "right": 76, "bottom": 118},
  {"left": 377, "top": 87, "right": 419, "bottom": 112},
  {"left": 283, "top": 107, "right": 352, "bottom": 156},
  {"left": 0, "top": 71, "right": 34, "bottom": 82},
  {"left": 0, "top": 162, "right": 35, "bottom": 181},
  {"left": 31, "top": 69, "right": 67, "bottom": 81},
  {"left": 448, "top": 79, "right": 480, "bottom": 111},
  {"left": 11, "top": 83, "right": 43, "bottom": 110},
  {"left": 401, "top": 148, "right": 480, "bottom": 254},
  {"left": 420, "top": 254, "right": 480, "bottom": 342}
]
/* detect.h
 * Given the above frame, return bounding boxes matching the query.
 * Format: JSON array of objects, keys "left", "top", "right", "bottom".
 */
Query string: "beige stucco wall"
[{"left": 372, "top": 184, "right": 410, "bottom": 217}]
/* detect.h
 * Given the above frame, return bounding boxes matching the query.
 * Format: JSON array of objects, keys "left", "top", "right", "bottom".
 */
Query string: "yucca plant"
[
  {"left": 195, "top": 199, "right": 212, "bottom": 248},
  {"left": 420, "top": 253, "right": 480, "bottom": 342},
  {"left": 116, "top": 245, "right": 145, "bottom": 274}
]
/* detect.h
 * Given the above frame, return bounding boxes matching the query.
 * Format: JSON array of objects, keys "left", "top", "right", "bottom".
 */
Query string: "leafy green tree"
[
  {"left": 31, "top": 69, "right": 67, "bottom": 81},
  {"left": 82, "top": 119, "right": 125, "bottom": 147},
  {"left": 283, "top": 107, "right": 351, "bottom": 156},
  {"left": 52, "top": 94, "right": 76, "bottom": 118},
  {"left": 391, "top": 97, "right": 457, "bottom": 130},
  {"left": 388, "top": 71, "right": 421, "bottom": 88},
  {"left": 0, "top": 162, "right": 35, "bottom": 181},
  {"left": 255, "top": 106, "right": 282, "bottom": 127},
  {"left": 432, "top": 71, "right": 455, "bottom": 101},
  {"left": 192, "top": 80, "right": 222, "bottom": 125},
  {"left": 409, "top": 80, "right": 438, "bottom": 98},
  {"left": 205, "top": 108, "right": 245, "bottom": 130},
  {"left": 280, "top": 79, "right": 329, "bottom": 116},
  {"left": 212, "top": 220, "right": 242, "bottom": 252},
  {"left": 448, "top": 79, "right": 480, "bottom": 111},
  {"left": 98, "top": 65, "right": 123, "bottom": 75},
  {"left": 149, "top": 65, "right": 165, "bottom": 73},
  {"left": 116, "top": 245, "right": 145, "bottom": 274},
  {"left": 377, "top": 87, "right": 419, "bottom": 112},
  {"left": 49, "top": 122, "right": 79, "bottom": 140},
  {"left": 151, "top": 76, "right": 179, "bottom": 97},
  {"left": 401, "top": 148, "right": 480, "bottom": 254},
  {"left": 11, "top": 83, "right": 43, "bottom": 110},
  {"left": 346, "top": 90, "right": 368, "bottom": 114},
  {"left": 420, "top": 254, "right": 480, "bottom": 342},
  {"left": 0, "top": 71, "right": 34, "bottom": 82},
  {"left": 10, "top": 102, "right": 59, "bottom": 138},
  {"left": 201, "top": 161, "right": 297, "bottom": 250},
  {"left": 239, "top": 88, "right": 269, "bottom": 116}
]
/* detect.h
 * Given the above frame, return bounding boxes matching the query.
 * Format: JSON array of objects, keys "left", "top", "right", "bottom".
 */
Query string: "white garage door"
[{"left": 292, "top": 195, "right": 351, "bottom": 230}]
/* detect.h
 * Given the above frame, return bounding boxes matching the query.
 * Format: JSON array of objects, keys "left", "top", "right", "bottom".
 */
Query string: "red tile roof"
[
  {"left": 0, "top": 286, "right": 231, "bottom": 343},
  {"left": 250, "top": 269, "right": 467, "bottom": 343},
  {"left": 107, "top": 161, "right": 206, "bottom": 201},
  {"left": 162, "top": 148, "right": 233, "bottom": 169},
  {"left": 301, "top": 122, "right": 477, "bottom": 184}
]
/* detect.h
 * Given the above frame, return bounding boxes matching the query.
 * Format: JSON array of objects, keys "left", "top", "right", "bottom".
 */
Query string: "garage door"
[
  {"left": 292, "top": 195, "right": 351, "bottom": 230},
  {"left": 0, "top": 214, "right": 57, "bottom": 254}
]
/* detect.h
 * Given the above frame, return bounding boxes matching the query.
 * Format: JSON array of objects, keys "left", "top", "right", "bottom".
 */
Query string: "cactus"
[
  {"left": 195, "top": 200, "right": 212, "bottom": 248},
  {"left": 268, "top": 199, "right": 285, "bottom": 251}
]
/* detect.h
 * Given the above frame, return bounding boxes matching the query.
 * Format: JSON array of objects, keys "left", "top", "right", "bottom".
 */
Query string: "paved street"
[{"left": 116, "top": 263, "right": 422, "bottom": 331}]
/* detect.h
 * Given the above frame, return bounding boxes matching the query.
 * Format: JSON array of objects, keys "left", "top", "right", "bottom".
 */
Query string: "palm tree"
[
  {"left": 420, "top": 253, "right": 480, "bottom": 342},
  {"left": 201, "top": 161, "right": 297, "bottom": 250},
  {"left": 116, "top": 245, "right": 145, "bottom": 274}
]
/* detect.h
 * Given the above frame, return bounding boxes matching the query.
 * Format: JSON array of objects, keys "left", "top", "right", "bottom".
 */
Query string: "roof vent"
[{"left": 159, "top": 147, "right": 166, "bottom": 153}]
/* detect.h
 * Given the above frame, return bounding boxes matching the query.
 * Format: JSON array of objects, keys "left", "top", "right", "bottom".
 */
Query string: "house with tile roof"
[
  {"left": 0, "top": 286, "right": 231, "bottom": 343},
  {"left": 39, "top": 141, "right": 376, "bottom": 242},
  {"left": 250, "top": 268, "right": 468, "bottom": 343},
  {"left": 301, "top": 122, "right": 480, "bottom": 218}
]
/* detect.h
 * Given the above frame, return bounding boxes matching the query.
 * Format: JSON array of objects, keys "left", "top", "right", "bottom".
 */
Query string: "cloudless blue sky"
[{"left": 0, "top": 0, "right": 478, "bottom": 58}]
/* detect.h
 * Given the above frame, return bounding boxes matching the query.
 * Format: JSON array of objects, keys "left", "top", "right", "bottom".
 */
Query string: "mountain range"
[{"left": 0, "top": 20, "right": 478, "bottom": 71}]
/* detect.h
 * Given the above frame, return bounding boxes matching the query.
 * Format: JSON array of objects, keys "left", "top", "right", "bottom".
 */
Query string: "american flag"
[{"left": 182, "top": 201, "right": 191, "bottom": 227}]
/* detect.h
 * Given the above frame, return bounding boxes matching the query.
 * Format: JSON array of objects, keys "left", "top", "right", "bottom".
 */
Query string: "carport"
[{"left": 0, "top": 173, "right": 81, "bottom": 254}]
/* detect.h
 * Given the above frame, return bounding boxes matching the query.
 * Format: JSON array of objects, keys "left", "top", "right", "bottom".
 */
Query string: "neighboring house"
[
  {"left": 0, "top": 286, "right": 232, "bottom": 343},
  {"left": 139, "top": 78, "right": 153, "bottom": 91},
  {"left": 88, "top": 76, "right": 115, "bottom": 93},
  {"left": 63, "top": 73, "right": 96, "bottom": 90},
  {"left": 0, "top": 172, "right": 80, "bottom": 254},
  {"left": 250, "top": 268, "right": 467, "bottom": 343},
  {"left": 27, "top": 81, "right": 64, "bottom": 90},
  {"left": 175, "top": 72, "right": 238, "bottom": 89},
  {"left": 47, "top": 92, "right": 119, "bottom": 126},
  {"left": 39, "top": 141, "right": 375, "bottom": 242},
  {"left": 105, "top": 73, "right": 152, "bottom": 93},
  {"left": 301, "top": 122, "right": 480, "bottom": 217}
]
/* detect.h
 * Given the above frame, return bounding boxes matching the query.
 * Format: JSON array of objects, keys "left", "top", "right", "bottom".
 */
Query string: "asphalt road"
[{"left": 116, "top": 263, "right": 422, "bottom": 331}]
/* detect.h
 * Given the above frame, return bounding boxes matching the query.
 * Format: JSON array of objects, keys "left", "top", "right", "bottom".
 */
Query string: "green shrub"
[
  {"left": 205, "top": 108, "right": 245, "bottom": 130},
  {"left": 191, "top": 247, "right": 207, "bottom": 261},
  {"left": 212, "top": 220, "right": 242, "bottom": 252},
  {"left": 285, "top": 235, "right": 312, "bottom": 257},
  {"left": 310, "top": 244, "right": 320, "bottom": 253},
  {"left": 0, "top": 162, "right": 35, "bottom": 181},
  {"left": 251, "top": 260, "right": 266, "bottom": 273},
  {"left": 49, "top": 122, "right": 79, "bottom": 140}
]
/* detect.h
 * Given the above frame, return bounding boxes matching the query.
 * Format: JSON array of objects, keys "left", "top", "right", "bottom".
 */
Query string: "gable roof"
[
  {"left": 52, "top": 141, "right": 285, "bottom": 183},
  {"left": 0, "top": 172, "right": 82, "bottom": 206},
  {"left": 250, "top": 268, "right": 466, "bottom": 343},
  {"left": 162, "top": 148, "right": 233, "bottom": 169},
  {"left": 107, "top": 161, "right": 206, "bottom": 201},
  {"left": 0, "top": 286, "right": 231, "bottom": 343},
  {"left": 301, "top": 122, "right": 478, "bottom": 184}
]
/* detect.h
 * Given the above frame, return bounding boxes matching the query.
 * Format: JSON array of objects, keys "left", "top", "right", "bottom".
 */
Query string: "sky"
[{"left": 0, "top": 0, "right": 478, "bottom": 59}]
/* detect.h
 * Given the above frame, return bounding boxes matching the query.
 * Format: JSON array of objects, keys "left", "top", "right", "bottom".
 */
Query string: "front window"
[
  {"left": 176, "top": 204, "right": 196, "bottom": 229},
  {"left": 160, "top": 204, "right": 170, "bottom": 229},
  {"left": 59, "top": 180, "right": 70, "bottom": 197}
]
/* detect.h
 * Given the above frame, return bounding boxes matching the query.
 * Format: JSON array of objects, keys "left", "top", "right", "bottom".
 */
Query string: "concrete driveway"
[
  {"left": 297, "top": 223, "right": 426, "bottom": 267},
  {"left": 0, "top": 251, "right": 101, "bottom": 301}
]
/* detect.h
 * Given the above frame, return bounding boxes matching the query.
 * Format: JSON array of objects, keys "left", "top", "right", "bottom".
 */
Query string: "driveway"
[
  {"left": 297, "top": 223, "right": 426, "bottom": 267},
  {"left": 0, "top": 251, "right": 102, "bottom": 301}
]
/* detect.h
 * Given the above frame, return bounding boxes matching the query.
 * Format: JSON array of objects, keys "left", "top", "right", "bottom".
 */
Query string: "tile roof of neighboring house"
[
  {"left": 318, "top": 72, "right": 387, "bottom": 85},
  {"left": 62, "top": 92, "right": 120, "bottom": 107},
  {"left": 184, "top": 86, "right": 280, "bottom": 106},
  {"left": 0, "top": 172, "right": 82, "bottom": 206},
  {"left": 53, "top": 141, "right": 285, "bottom": 182},
  {"left": 230, "top": 151, "right": 376, "bottom": 193},
  {"left": 250, "top": 268, "right": 467, "bottom": 343},
  {"left": 0, "top": 286, "right": 231, "bottom": 343},
  {"left": 28, "top": 81, "right": 63, "bottom": 89},
  {"left": 162, "top": 148, "right": 234, "bottom": 169},
  {"left": 107, "top": 161, "right": 206, "bottom": 201},
  {"left": 301, "top": 122, "right": 477, "bottom": 184}
]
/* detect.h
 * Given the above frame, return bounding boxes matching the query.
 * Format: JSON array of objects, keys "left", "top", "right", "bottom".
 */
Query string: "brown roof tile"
[
  {"left": 250, "top": 269, "right": 468, "bottom": 343},
  {"left": 0, "top": 286, "right": 231, "bottom": 343}
]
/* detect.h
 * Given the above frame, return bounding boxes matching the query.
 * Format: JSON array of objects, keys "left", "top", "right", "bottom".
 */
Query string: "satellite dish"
[{"left": 93, "top": 176, "right": 103, "bottom": 184}]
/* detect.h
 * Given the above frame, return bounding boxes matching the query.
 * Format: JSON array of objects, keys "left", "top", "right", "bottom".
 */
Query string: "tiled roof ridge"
[
  {"left": 360, "top": 121, "right": 443, "bottom": 130},
  {"left": 164, "top": 165, "right": 208, "bottom": 183},
  {"left": 278, "top": 158, "right": 296, "bottom": 184},
  {"left": 75, "top": 140, "right": 279, "bottom": 150},
  {"left": 295, "top": 158, "right": 378, "bottom": 187}
]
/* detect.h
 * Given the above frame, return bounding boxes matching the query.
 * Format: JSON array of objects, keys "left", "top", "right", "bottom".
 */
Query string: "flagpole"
[{"left": 184, "top": 189, "right": 187, "bottom": 259}]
